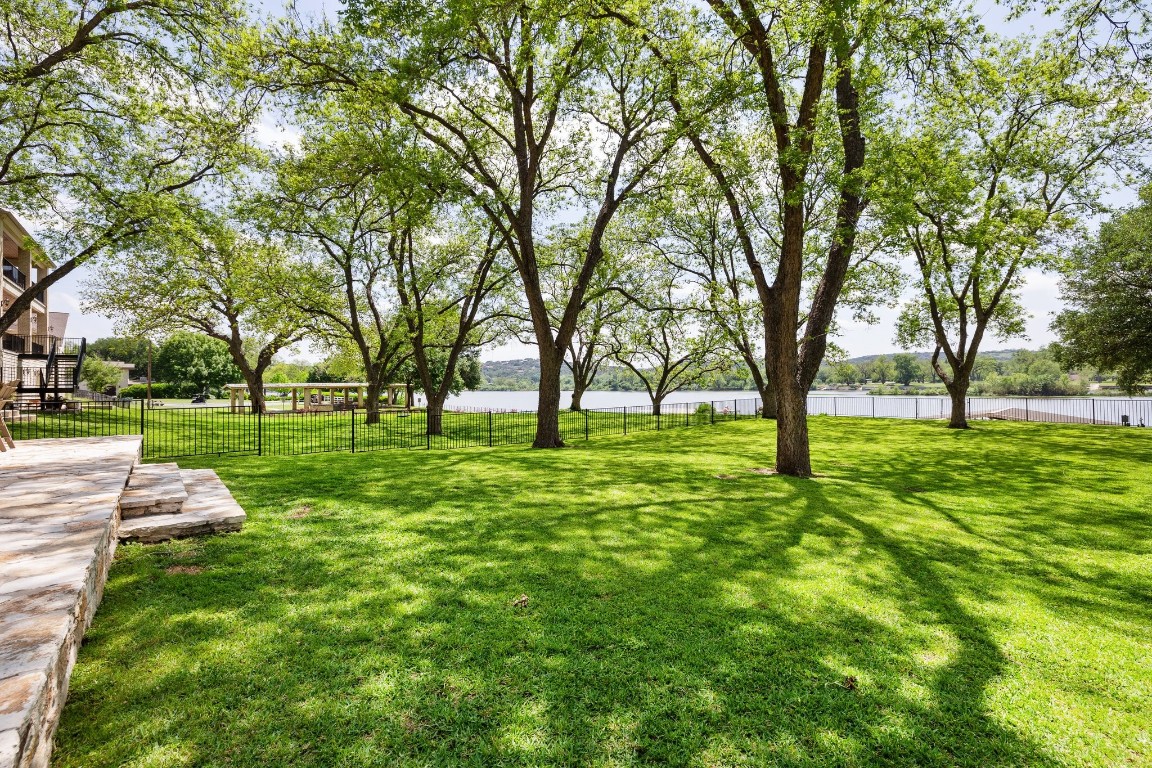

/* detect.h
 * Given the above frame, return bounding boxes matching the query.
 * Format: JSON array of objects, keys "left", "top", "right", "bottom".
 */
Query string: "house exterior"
[{"left": 2, "top": 210, "right": 85, "bottom": 405}]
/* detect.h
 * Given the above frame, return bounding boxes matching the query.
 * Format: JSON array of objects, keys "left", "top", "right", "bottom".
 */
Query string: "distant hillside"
[
  {"left": 844, "top": 349, "right": 1028, "bottom": 366},
  {"left": 480, "top": 358, "right": 541, "bottom": 390},
  {"left": 480, "top": 358, "right": 758, "bottom": 392},
  {"left": 481, "top": 350, "right": 1049, "bottom": 390}
]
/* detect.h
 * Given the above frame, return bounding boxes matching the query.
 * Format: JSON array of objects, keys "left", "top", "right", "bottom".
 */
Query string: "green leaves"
[
  {"left": 0, "top": 0, "right": 258, "bottom": 335},
  {"left": 876, "top": 28, "right": 1150, "bottom": 389},
  {"left": 1053, "top": 184, "right": 1152, "bottom": 393}
]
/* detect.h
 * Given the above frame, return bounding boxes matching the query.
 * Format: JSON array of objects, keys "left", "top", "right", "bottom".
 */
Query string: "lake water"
[
  {"left": 442, "top": 389, "right": 1152, "bottom": 425},
  {"left": 442, "top": 389, "right": 766, "bottom": 410}
]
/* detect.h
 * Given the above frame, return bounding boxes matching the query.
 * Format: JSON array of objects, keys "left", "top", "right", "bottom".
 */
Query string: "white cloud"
[{"left": 253, "top": 117, "right": 302, "bottom": 151}]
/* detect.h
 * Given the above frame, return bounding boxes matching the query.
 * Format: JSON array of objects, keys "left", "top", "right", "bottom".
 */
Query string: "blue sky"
[{"left": 42, "top": 0, "right": 1131, "bottom": 361}]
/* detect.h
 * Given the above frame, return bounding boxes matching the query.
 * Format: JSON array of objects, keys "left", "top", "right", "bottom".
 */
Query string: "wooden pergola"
[{"left": 226, "top": 383, "right": 408, "bottom": 414}]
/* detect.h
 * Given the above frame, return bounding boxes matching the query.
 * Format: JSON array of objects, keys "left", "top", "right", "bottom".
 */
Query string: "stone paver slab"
[
  {"left": 118, "top": 469, "right": 245, "bottom": 544},
  {"left": 0, "top": 436, "right": 141, "bottom": 768},
  {"left": 119, "top": 463, "right": 187, "bottom": 517}
]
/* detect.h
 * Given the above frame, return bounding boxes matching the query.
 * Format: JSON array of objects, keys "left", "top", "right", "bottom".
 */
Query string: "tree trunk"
[
  {"left": 765, "top": 292, "right": 812, "bottom": 476},
  {"left": 946, "top": 378, "right": 970, "bottom": 429},
  {"left": 426, "top": 395, "right": 444, "bottom": 436},
  {"left": 243, "top": 374, "right": 266, "bottom": 415},
  {"left": 534, "top": 346, "right": 565, "bottom": 448},
  {"left": 364, "top": 382, "right": 382, "bottom": 425},
  {"left": 760, "top": 379, "right": 777, "bottom": 419},
  {"left": 570, "top": 384, "right": 585, "bottom": 412},
  {"left": 652, "top": 396, "right": 663, "bottom": 417},
  {"left": 774, "top": 380, "right": 812, "bottom": 476}
]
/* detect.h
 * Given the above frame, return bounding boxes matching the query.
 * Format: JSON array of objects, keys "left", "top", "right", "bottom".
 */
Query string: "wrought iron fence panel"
[{"left": 8, "top": 395, "right": 1151, "bottom": 459}]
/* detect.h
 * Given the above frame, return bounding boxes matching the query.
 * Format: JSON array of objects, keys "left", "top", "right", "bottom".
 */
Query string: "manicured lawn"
[{"left": 54, "top": 418, "right": 1151, "bottom": 767}]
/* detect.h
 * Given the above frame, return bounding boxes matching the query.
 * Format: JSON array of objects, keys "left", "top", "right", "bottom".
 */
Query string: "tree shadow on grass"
[
  {"left": 52, "top": 420, "right": 1142, "bottom": 767},
  {"left": 824, "top": 420, "right": 1152, "bottom": 634}
]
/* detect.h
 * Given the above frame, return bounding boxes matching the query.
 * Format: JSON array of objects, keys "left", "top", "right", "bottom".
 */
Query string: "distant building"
[{"left": 1, "top": 210, "right": 86, "bottom": 405}]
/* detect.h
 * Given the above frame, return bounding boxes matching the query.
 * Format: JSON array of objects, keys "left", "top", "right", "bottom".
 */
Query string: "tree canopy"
[
  {"left": 1053, "top": 185, "right": 1152, "bottom": 393},
  {"left": 3, "top": 0, "right": 1148, "bottom": 473}
]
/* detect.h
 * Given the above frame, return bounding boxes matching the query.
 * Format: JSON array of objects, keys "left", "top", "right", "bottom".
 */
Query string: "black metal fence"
[
  {"left": 6, "top": 395, "right": 1150, "bottom": 460},
  {"left": 5, "top": 398, "right": 749, "bottom": 460},
  {"left": 807, "top": 395, "right": 1152, "bottom": 426}
]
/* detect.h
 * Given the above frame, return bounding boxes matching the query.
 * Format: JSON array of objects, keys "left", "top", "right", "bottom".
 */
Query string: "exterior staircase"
[
  {"left": 117, "top": 463, "right": 246, "bottom": 543},
  {"left": 1, "top": 334, "right": 86, "bottom": 406}
]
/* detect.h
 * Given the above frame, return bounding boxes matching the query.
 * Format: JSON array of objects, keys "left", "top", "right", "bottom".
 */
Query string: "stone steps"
[
  {"left": 1, "top": 442, "right": 245, "bottom": 768},
  {"left": 117, "top": 469, "right": 245, "bottom": 544},
  {"left": 118, "top": 463, "right": 187, "bottom": 518},
  {"left": 0, "top": 436, "right": 143, "bottom": 768}
]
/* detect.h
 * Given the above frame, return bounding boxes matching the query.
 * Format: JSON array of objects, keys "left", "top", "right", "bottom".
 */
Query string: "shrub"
[{"left": 119, "top": 383, "right": 185, "bottom": 399}]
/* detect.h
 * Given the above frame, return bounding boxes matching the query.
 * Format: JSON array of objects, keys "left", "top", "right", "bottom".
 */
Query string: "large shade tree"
[
  {"left": 0, "top": 0, "right": 257, "bottom": 335},
  {"left": 334, "top": 0, "right": 678, "bottom": 447},
  {"left": 255, "top": 128, "right": 423, "bottom": 424},
  {"left": 603, "top": 0, "right": 958, "bottom": 475},
  {"left": 83, "top": 207, "right": 307, "bottom": 413},
  {"left": 1053, "top": 185, "right": 1152, "bottom": 393},
  {"left": 390, "top": 215, "right": 515, "bottom": 435},
  {"left": 878, "top": 34, "right": 1150, "bottom": 427}
]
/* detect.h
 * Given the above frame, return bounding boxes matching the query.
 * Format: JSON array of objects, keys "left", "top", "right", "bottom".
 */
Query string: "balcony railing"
[
  {"left": 0, "top": 334, "right": 85, "bottom": 355},
  {"left": 1, "top": 333, "right": 24, "bottom": 353},
  {"left": 2, "top": 260, "right": 28, "bottom": 289}
]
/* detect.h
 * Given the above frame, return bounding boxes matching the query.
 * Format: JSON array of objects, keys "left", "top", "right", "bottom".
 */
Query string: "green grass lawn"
[{"left": 53, "top": 418, "right": 1151, "bottom": 767}]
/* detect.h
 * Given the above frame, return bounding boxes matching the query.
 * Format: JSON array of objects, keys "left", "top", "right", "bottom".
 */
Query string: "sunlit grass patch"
[{"left": 54, "top": 418, "right": 1152, "bottom": 767}]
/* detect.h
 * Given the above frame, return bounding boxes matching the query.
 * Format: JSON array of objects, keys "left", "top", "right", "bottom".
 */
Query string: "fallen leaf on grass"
[
  {"left": 165, "top": 565, "right": 204, "bottom": 575},
  {"left": 512, "top": 593, "right": 530, "bottom": 608}
]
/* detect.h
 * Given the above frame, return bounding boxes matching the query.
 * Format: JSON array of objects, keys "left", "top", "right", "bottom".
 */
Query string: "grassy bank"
[{"left": 53, "top": 419, "right": 1151, "bottom": 767}]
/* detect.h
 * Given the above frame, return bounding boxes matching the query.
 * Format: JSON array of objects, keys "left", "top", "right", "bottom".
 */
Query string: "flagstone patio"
[{"left": 0, "top": 437, "right": 245, "bottom": 768}]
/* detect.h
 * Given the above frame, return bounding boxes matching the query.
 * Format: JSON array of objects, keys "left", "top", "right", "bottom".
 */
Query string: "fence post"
[
  {"left": 488, "top": 410, "right": 493, "bottom": 446},
  {"left": 258, "top": 408, "right": 263, "bottom": 456},
  {"left": 872, "top": 397, "right": 876, "bottom": 418},
  {"left": 1092, "top": 399, "right": 1096, "bottom": 425},
  {"left": 623, "top": 407, "right": 627, "bottom": 435},
  {"left": 1025, "top": 398, "right": 1030, "bottom": 422},
  {"left": 139, "top": 398, "right": 145, "bottom": 437},
  {"left": 834, "top": 398, "right": 838, "bottom": 417},
  {"left": 915, "top": 398, "right": 919, "bottom": 419},
  {"left": 711, "top": 401, "right": 715, "bottom": 425},
  {"left": 584, "top": 410, "right": 589, "bottom": 440},
  {"left": 351, "top": 407, "right": 356, "bottom": 453}
]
